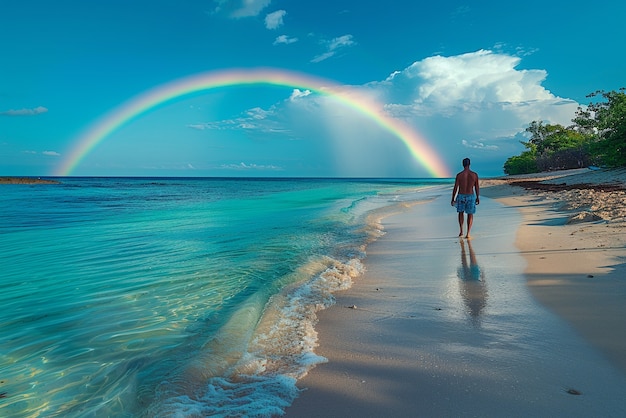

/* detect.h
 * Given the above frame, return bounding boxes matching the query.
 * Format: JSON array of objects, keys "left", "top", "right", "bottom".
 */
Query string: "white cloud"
[
  {"left": 213, "top": 0, "right": 271, "bottom": 18},
  {"left": 410, "top": 50, "right": 552, "bottom": 106},
  {"left": 311, "top": 52, "right": 335, "bottom": 63},
  {"left": 1, "top": 106, "right": 48, "bottom": 116},
  {"left": 365, "top": 49, "right": 580, "bottom": 172},
  {"left": 187, "top": 106, "right": 290, "bottom": 134},
  {"left": 188, "top": 50, "right": 581, "bottom": 175},
  {"left": 462, "top": 139, "right": 498, "bottom": 150},
  {"left": 311, "top": 34, "right": 355, "bottom": 63},
  {"left": 273, "top": 35, "right": 298, "bottom": 45},
  {"left": 246, "top": 107, "right": 272, "bottom": 119},
  {"left": 220, "top": 162, "right": 283, "bottom": 171},
  {"left": 22, "top": 149, "right": 61, "bottom": 157},
  {"left": 265, "top": 10, "right": 286, "bottom": 29},
  {"left": 329, "top": 35, "right": 355, "bottom": 50},
  {"left": 384, "top": 50, "right": 578, "bottom": 124},
  {"left": 289, "top": 89, "right": 311, "bottom": 100}
]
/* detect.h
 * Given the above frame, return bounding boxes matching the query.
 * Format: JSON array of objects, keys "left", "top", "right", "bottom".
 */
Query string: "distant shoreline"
[{"left": 0, "top": 177, "right": 60, "bottom": 185}]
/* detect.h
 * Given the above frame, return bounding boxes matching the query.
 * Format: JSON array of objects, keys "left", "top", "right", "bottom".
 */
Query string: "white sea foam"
[
  {"left": 149, "top": 255, "right": 364, "bottom": 417},
  {"left": 160, "top": 375, "right": 299, "bottom": 418}
]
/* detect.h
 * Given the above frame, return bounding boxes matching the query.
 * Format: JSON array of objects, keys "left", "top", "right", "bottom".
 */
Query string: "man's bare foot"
[
  {"left": 465, "top": 234, "right": 472, "bottom": 240},
  {"left": 458, "top": 232, "right": 463, "bottom": 237}
]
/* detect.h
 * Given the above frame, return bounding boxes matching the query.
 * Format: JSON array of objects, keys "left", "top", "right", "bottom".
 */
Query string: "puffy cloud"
[
  {"left": 372, "top": 49, "right": 578, "bottom": 136},
  {"left": 380, "top": 50, "right": 558, "bottom": 110},
  {"left": 289, "top": 89, "right": 311, "bottom": 100},
  {"left": 365, "top": 50, "right": 581, "bottom": 173},
  {"left": 273, "top": 35, "right": 298, "bottom": 45},
  {"left": 1, "top": 106, "right": 48, "bottom": 116},
  {"left": 265, "top": 10, "right": 286, "bottom": 29},
  {"left": 189, "top": 50, "right": 581, "bottom": 175},
  {"left": 311, "top": 34, "right": 355, "bottom": 63},
  {"left": 418, "top": 51, "right": 550, "bottom": 104}
]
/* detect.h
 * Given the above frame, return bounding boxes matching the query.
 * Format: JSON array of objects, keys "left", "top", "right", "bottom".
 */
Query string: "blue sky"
[{"left": 1, "top": 0, "right": 624, "bottom": 178}]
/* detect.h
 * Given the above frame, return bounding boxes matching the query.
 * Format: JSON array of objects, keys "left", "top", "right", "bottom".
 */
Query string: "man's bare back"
[
  {"left": 451, "top": 158, "right": 479, "bottom": 238},
  {"left": 455, "top": 169, "right": 479, "bottom": 195}
]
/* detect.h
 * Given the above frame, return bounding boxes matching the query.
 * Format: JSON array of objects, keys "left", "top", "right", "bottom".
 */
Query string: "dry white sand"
[{"left": 286, "top": 169, "right": 626, "bottom": 417}]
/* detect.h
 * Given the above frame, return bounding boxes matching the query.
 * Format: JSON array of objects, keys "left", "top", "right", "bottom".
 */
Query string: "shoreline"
[{"left": 286, "top": 168, "right": 626, "bottom": 416}]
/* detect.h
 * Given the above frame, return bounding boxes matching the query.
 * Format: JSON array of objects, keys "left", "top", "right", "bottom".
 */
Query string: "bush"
[{"left": 503, "top": 151, "right": 538, "bottom": 175}]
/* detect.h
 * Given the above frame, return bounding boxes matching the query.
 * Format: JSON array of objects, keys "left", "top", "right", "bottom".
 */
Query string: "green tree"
[
  {"left": 503, "top": 88, "right": 625, "bottom": 174},
  {"left": 524, "top": 120, "right": 549, "bottom": 153},
  {"left": 573, "top": 88, "right": 626, "bottom": 166},
  {"left": 523, "top": 121, "right": 590, "bottom": 170},
  {"left": 525, "top": 121, "right": 583, "bottom": 154}
]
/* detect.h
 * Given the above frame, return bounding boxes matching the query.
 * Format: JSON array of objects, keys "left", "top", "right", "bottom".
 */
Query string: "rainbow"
[{"left": 55, "top": 68, "right": 450, "bottom": 177}]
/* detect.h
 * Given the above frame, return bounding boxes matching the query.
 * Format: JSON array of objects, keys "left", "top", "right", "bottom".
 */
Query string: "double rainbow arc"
[{"left": 56, "top": 68, "right": 450, "bottom": 177}]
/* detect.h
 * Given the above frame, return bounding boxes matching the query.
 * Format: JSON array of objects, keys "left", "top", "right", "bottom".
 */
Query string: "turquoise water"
[{"left": 0, "top": 178, "right": 449, "bottom": 417}]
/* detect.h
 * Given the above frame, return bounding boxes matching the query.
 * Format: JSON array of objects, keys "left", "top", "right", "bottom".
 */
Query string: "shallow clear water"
[{"left": 0, "top": 177, "right": 449, "bottom": 417}]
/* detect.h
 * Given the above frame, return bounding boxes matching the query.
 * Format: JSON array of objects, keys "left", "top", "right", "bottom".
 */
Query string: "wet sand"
[
  {"left": 481, "top": 168, "right": 626, "bottom": 375},
  {"left": 286, "top": 169, "right": 626, "bottom": 417}
]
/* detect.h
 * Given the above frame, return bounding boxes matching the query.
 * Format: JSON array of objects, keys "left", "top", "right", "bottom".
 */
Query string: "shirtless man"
[{"left": 451, "top": 158, "right": 480, "bottom": 238}]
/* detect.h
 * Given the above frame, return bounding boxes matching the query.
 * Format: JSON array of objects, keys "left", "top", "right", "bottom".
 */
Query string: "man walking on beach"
[{"left": 451, "top": 158, "right": 480, "bottom": 238}]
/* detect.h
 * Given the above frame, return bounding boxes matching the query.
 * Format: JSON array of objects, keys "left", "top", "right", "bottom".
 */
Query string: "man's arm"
[
  {"left": 451, "top": 176, "right": 459, "bottom": 205},
  {"left": 474, "top": 173, "right": 480, "bottom": 204}
]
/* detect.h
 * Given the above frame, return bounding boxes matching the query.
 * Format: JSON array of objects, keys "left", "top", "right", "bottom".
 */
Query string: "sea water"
[{"left": 0, "top": 177, "right": 449, "bottom": 417}]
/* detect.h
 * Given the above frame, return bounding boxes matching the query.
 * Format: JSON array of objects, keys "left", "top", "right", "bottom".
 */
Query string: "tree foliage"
[
  {"left": 503, "top": 88, "right": 626, "bottom": 174},
  {"left": 503, "top": 151, "right": 538, "bottom": 175},
  {"left": 573, "top": 88, "right": 626, "bottom": 166}
]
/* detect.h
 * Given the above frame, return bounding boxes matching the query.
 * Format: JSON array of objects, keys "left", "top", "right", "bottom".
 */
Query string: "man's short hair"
[{"left": 462, "top": 158, "right": 470, "bottom": 167}]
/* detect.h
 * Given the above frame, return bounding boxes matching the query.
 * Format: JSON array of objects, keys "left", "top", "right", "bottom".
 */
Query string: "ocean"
[{"left": 0, "top": 177, "right": 450, "bottom": 417}]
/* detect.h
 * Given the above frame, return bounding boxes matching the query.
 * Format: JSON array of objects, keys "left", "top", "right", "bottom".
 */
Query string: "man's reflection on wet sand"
[{"left": 457, "top": 239, "right": 488, "bottom": 325}]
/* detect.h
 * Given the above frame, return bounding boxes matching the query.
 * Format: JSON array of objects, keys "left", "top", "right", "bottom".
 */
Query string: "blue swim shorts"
[{"left": 455, "top": 194, "right": 476, "bottom": 214}]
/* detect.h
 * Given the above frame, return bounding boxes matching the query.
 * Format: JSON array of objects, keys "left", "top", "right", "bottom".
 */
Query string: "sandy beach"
[
  {"left": 286, "top": 168, "right": 626, "bottom": 417},
  {"left": 480, "top": 168, "right": 626, "bottom": 375}
]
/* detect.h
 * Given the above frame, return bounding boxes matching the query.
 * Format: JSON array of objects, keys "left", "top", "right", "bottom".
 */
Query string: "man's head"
[{"left": 462, "top": 158, "right": 471, "bottom": 168}]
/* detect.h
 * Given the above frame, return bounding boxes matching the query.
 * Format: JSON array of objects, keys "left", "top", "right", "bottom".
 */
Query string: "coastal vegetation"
[
  {"left": 0, "top": 177, "right": 59, "bottom": 184},
  {"left": 504, "top": 88, "right": 626, "bottom": 175}
]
